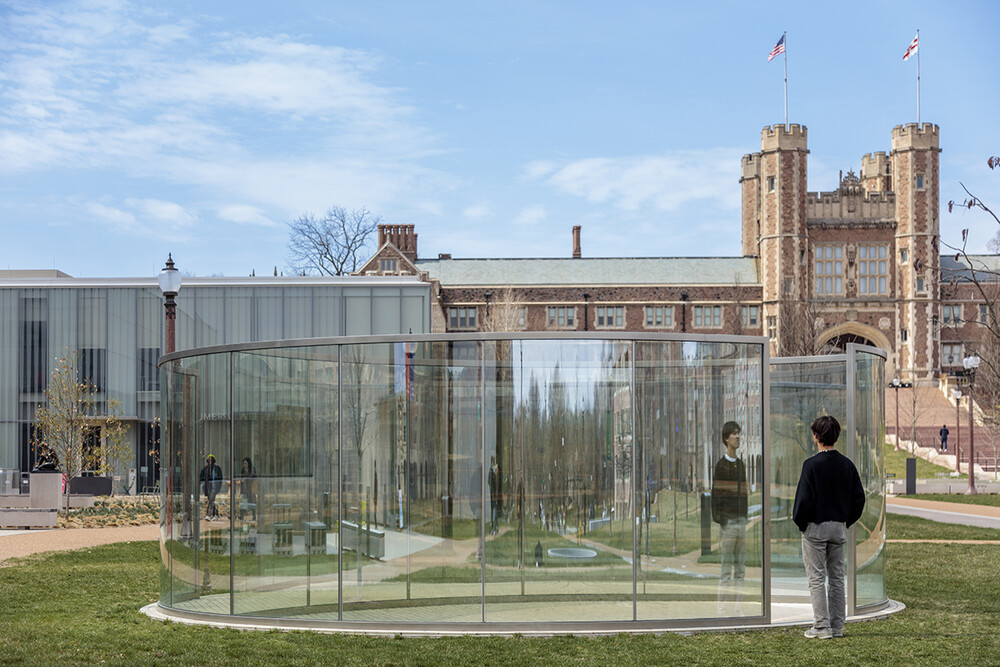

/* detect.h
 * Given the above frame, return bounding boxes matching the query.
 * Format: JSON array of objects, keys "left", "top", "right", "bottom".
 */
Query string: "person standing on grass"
[
  {"left": 939, "top": 424, "right": 949, "bottom": 452},
  {"left": 712, "top": 421, "right": 748, "bottom": 607},
  {"left": 793, "top": 416, "right": 865, "bottom": 639}
]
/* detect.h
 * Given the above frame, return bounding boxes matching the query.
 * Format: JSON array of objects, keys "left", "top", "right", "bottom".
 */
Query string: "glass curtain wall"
[
  {"left": 769, "top": 346, "right": 887, "bottom": 616},
  {"left": 159, "top": 335, "right": 883, "bottom": 628},
  {"left": 852, "top": 346, "right": 886, "bottom": 609},
  {"left": 768, "top": 358, "right": 847, "bottom": 608}
]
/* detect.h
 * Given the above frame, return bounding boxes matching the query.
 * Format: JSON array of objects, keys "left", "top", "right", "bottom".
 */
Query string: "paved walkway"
[
  {"left": 886, "top": 495, "right": 1000, "bottom": 531},
  {"left": 885, "top": 385, "right": 996, "bottom": 471},
  {"left": 2, "top": 496, "right": 998, "bottom": 566},
  {"left": 0, "top": 524, "right": 159, "bottom": 566}
]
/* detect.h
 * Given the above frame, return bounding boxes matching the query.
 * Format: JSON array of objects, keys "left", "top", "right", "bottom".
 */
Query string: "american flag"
[
  {"left": 768, "top": 34, "right": 785, "bottom": 62},
  {"left": 903, "top": 33, "right": 919, "bottom": 61}
]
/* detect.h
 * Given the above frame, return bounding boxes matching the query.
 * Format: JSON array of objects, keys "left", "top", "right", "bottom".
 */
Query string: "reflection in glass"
[
  {"left": 157, "top": 335, "right": 886, "bottom": 628},
  {"left": 769, "top": 360, "right": 846, "bottom": 609},
  {"left": 855, "top": 350, "right": 886, "bottom": 608}
]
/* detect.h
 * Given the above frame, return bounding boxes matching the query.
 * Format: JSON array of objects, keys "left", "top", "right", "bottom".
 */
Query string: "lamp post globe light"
[
  {"left": 963, "top": 353, "right": 980, "bottom": 495},
  {"left": 158, "top": 254, "right": 182, "bottom": 355}
]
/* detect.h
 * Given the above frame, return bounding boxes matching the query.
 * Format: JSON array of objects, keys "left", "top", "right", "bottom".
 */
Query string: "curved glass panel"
[
  {"left": 768, "top": 359, "right": 846, "bottom": 609},
  {"left": 157, "top": 334, "right": 885, "bottom": 630},
  {"left": 854, "top": 349, "right": 887, "bottom": 608}
]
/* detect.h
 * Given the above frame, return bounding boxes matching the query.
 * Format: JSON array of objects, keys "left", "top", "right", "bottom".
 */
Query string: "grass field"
[
  {"left": 885, "top": 446, "right": 966, "bottom": 480},
  {"left": 2, "top": 511, "right": 1000, "bottom": 665}
]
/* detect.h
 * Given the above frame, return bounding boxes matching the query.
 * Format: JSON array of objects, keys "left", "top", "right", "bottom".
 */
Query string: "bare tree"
[
  {"left": 727, "top": 274, "right": 746, "bottom": 337},
  {"left": 286, "top": 206, "right": 381, "bottom": 276},
  {"left": 97, "top": 399, "right": 131, "bottom": 495},
  {"left": 480, "top": 287, "right": 524, "bottom": 333},
  {"left": 776, "top": 290, "right": 824, "bottom": 357},
  {"left": 943, "top": 156, "right": 1000, "bottom": 475},
  {"left": 30, "top": 351, "right": 116, "bottom": 513}
]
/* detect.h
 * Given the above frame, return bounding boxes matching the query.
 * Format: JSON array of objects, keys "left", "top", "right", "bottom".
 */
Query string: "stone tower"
[
  {"left": 892, "top": 122, "right": 940, "bottom": 379},
  {"left": 741, "top": 124, "right": 809, "bottom": 355}
]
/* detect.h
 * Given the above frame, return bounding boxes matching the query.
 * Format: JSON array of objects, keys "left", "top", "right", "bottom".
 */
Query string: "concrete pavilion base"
[{"left": 142, "top": 598, "right": 904, "bottom": 637}]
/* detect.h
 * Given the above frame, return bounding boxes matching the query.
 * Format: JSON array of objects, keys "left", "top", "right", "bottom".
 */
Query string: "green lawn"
[
  {"left": 907, "top": 493, "right": 1000, "bottom": 507},
  {"left": 885, "top": 446, "right": 965, "bottom": 480},
  {"left": 2, "top": 517, "right": 1000, "bottom": 665}
]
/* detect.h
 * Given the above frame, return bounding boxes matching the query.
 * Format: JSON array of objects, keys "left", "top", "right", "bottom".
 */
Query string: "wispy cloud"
[
  {"left": 524, "top": 149, "right": 744, "bottom": 212},
  {"left": 218, "top": 204, "right": 277, "bottom": 227},
  {"left": 462, "top": 204, "right": 491, "bottom": 220},
  {"left": 514, "top": 205, "right": 547, "bottom": 225},
  {"left": 1, "top": 0, "right": 448, "bottom": 234}
]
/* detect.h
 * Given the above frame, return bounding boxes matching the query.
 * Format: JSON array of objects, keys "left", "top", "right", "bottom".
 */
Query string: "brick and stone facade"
[{"left": 360, "top": 120, "right": 982, "bottom": 382}]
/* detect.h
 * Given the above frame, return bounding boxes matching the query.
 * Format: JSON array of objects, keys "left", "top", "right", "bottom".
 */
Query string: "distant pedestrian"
[
  {"left": 793, "top": 416, "right": 865, "bottom": 639},
  {"left": 939, "top": 425, "right": 949, "bottom": 452}
]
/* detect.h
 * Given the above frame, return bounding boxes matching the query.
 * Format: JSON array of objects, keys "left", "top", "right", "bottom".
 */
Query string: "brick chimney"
[
  {"left": 377, "top": 224, "right": 418, "bottom": 263},
  {"left": 572, "top": 225, "right": 582, "bottom": 258}
]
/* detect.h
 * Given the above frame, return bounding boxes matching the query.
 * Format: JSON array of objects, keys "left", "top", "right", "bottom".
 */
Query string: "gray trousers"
[
  {"left": 718, "top": 517, "right": 747, "bottom": 605},
  {"left": 801, "top": 521, "right": 847, "bottom": 631}
]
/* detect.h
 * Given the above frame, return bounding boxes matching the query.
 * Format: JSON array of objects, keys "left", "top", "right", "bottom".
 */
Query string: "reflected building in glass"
[{"left": 154, "top": 333, "right": 893, "bottom": 633}]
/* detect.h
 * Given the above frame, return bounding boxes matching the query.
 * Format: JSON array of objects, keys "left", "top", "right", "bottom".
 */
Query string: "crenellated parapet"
[
  {"left": 805, "top": 190, "right": 896, "bottom": 221},
  {"left": 891, "top": 122, "right": 939, "bottom": 151},
  {"left": 741, "top": 152, "right": 761, "bottom": 179},
  {"left": 761, "top": 123, "right": 807, "bottom": 152}
]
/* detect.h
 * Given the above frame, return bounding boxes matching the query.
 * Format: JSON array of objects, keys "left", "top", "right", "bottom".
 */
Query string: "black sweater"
[
  {"left": 792, "top": 449, "right": 866, "bottom": 532},
  {"left": 711, "top": 456, "right": 748, "bottom": 525}
]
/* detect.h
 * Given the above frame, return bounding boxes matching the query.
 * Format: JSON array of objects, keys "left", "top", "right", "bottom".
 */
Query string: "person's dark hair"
[
  {"left": 241, "top": 457, "right": 254, "bottom": 474},
  {"left": 722, "top": 421, "right": 741, "bottom": 443},
  {"left": 811, "top": 416, "right": 841, "bottom": 447}
]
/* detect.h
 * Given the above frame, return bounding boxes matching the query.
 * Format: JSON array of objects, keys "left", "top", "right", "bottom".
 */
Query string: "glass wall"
[
  {"left": 853, "top": 346, "right": 886, "bottom": 609},
  {"left": 768, "top": 344, "right": 888, "bottom": 616},
  {"left": 159, "top": 334, "right": 886, "bottom": 629}
]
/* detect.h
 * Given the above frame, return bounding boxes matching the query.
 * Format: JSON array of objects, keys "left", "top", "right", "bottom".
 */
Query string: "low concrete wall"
[
  {"left": 0, "top": 493, "right": 94, "bottom": 509},
  {"left": 0, "top": 507, "right": 58, "bottom": 528},
  {"left": 888, "top": 479, "right": 1000, "bottom": 495}
]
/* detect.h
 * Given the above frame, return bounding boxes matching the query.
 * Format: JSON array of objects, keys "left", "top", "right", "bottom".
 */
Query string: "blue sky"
[{"left": 2, "top": 0, "right": 998, "bottom": 278}]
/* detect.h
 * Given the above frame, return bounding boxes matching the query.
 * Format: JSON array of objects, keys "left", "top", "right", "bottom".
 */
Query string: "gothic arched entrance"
[{"left": 816, "top": 322, "right": 892, "bottom": 355}]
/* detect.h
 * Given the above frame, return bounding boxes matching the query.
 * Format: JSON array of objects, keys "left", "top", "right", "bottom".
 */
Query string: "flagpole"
[
  {"left": 783, "top": 31, "right": 788, "bottom": 129},
  {"left": 916, "top": 29, "right": 921, "bottom": 126}
]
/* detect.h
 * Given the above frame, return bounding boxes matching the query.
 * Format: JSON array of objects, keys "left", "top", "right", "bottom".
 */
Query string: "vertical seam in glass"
[
  {"left": 337, "top": 344, "right": 343, "bottom": 621},
  {"left": 761, "top": 342, "right": 772, "bottom": 624},
  {"left": 229, "top": 351, "right": 235, "bottom": 616},
  {"left": 629, "top": 340, "right": 637, "bottom": 621},
  {"left": 846, "top": 343, "right": 858, "bottom": 617},
  {"left": 480, "top": 340, "right": 487, "bottom": 623}
]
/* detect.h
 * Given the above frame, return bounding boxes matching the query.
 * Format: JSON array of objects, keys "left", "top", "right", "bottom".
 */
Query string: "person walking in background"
[
  {"left": 200, "top": 454, "right": 224, "bottom": 520},
  {"left": 793, "top": 416, "right": 865, "bottom": 639},
  {"left": 939, "top": 424, "right": 950, "bottom": 452},
  {"left": 238, "top": 457, "right": 256, "bottom": 522},
  {"left": 711, "top": 421, "right": 748, "bottom": 607}
]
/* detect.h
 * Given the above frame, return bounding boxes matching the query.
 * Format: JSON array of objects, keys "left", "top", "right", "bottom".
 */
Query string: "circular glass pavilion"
[{"left": 153, "top": 333, "right": 892, "bottom": 633}]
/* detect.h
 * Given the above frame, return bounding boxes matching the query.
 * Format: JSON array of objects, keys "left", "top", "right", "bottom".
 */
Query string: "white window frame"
[
  {"left": 546, "top": 306, "right": 576, "bottom": 329},
  {"left": 857, "top": 245, "right": 889, "bottom": 295},
  {"left": 741, "top": 305, "right": 760, "bottom": 328},
  {"left": 644, "top": 305, "right": 673, "bottom": 329},
  {"left": 595, "top": 305, "right": 625, "bottom": 329},
  {"left": 942, "top": 343, "right": 963, "bottom": 366},
  {"left": 448, "top": 307, "right": 477, "bottom": 330},
  {"left": 814, "top": 245, "right": 845, "bottom": 295},
  {"left": 693, "top": 305, "right": 722, "bottom": 329},
  {"left": 942, "top": 304, "right": 962, "bottom": 324}
]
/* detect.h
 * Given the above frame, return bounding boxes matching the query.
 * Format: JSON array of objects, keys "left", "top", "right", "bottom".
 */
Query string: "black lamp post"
[
  {"left": 158, "top": 254, "right": 182, "bottom": 355},
  {"left": 888, "top": 377, "right": 911, "bottom": 451},
  {"left": 963, "top": 353, "right": 980, "bottom": 495},
  {"left": 680, "top": 292, "right": 688, "bottom": 333}
]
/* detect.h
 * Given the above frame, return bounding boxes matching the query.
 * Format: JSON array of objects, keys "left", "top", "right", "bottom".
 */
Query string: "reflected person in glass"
[
  {"left": 200, "top": 455, "right": 224, "bottom": 520},
  {"left": 238, "top": 457, "right": 257, "bottom": 522},
  {"left": 711, "top": 421, "right": 747, "bottom": 607}
]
